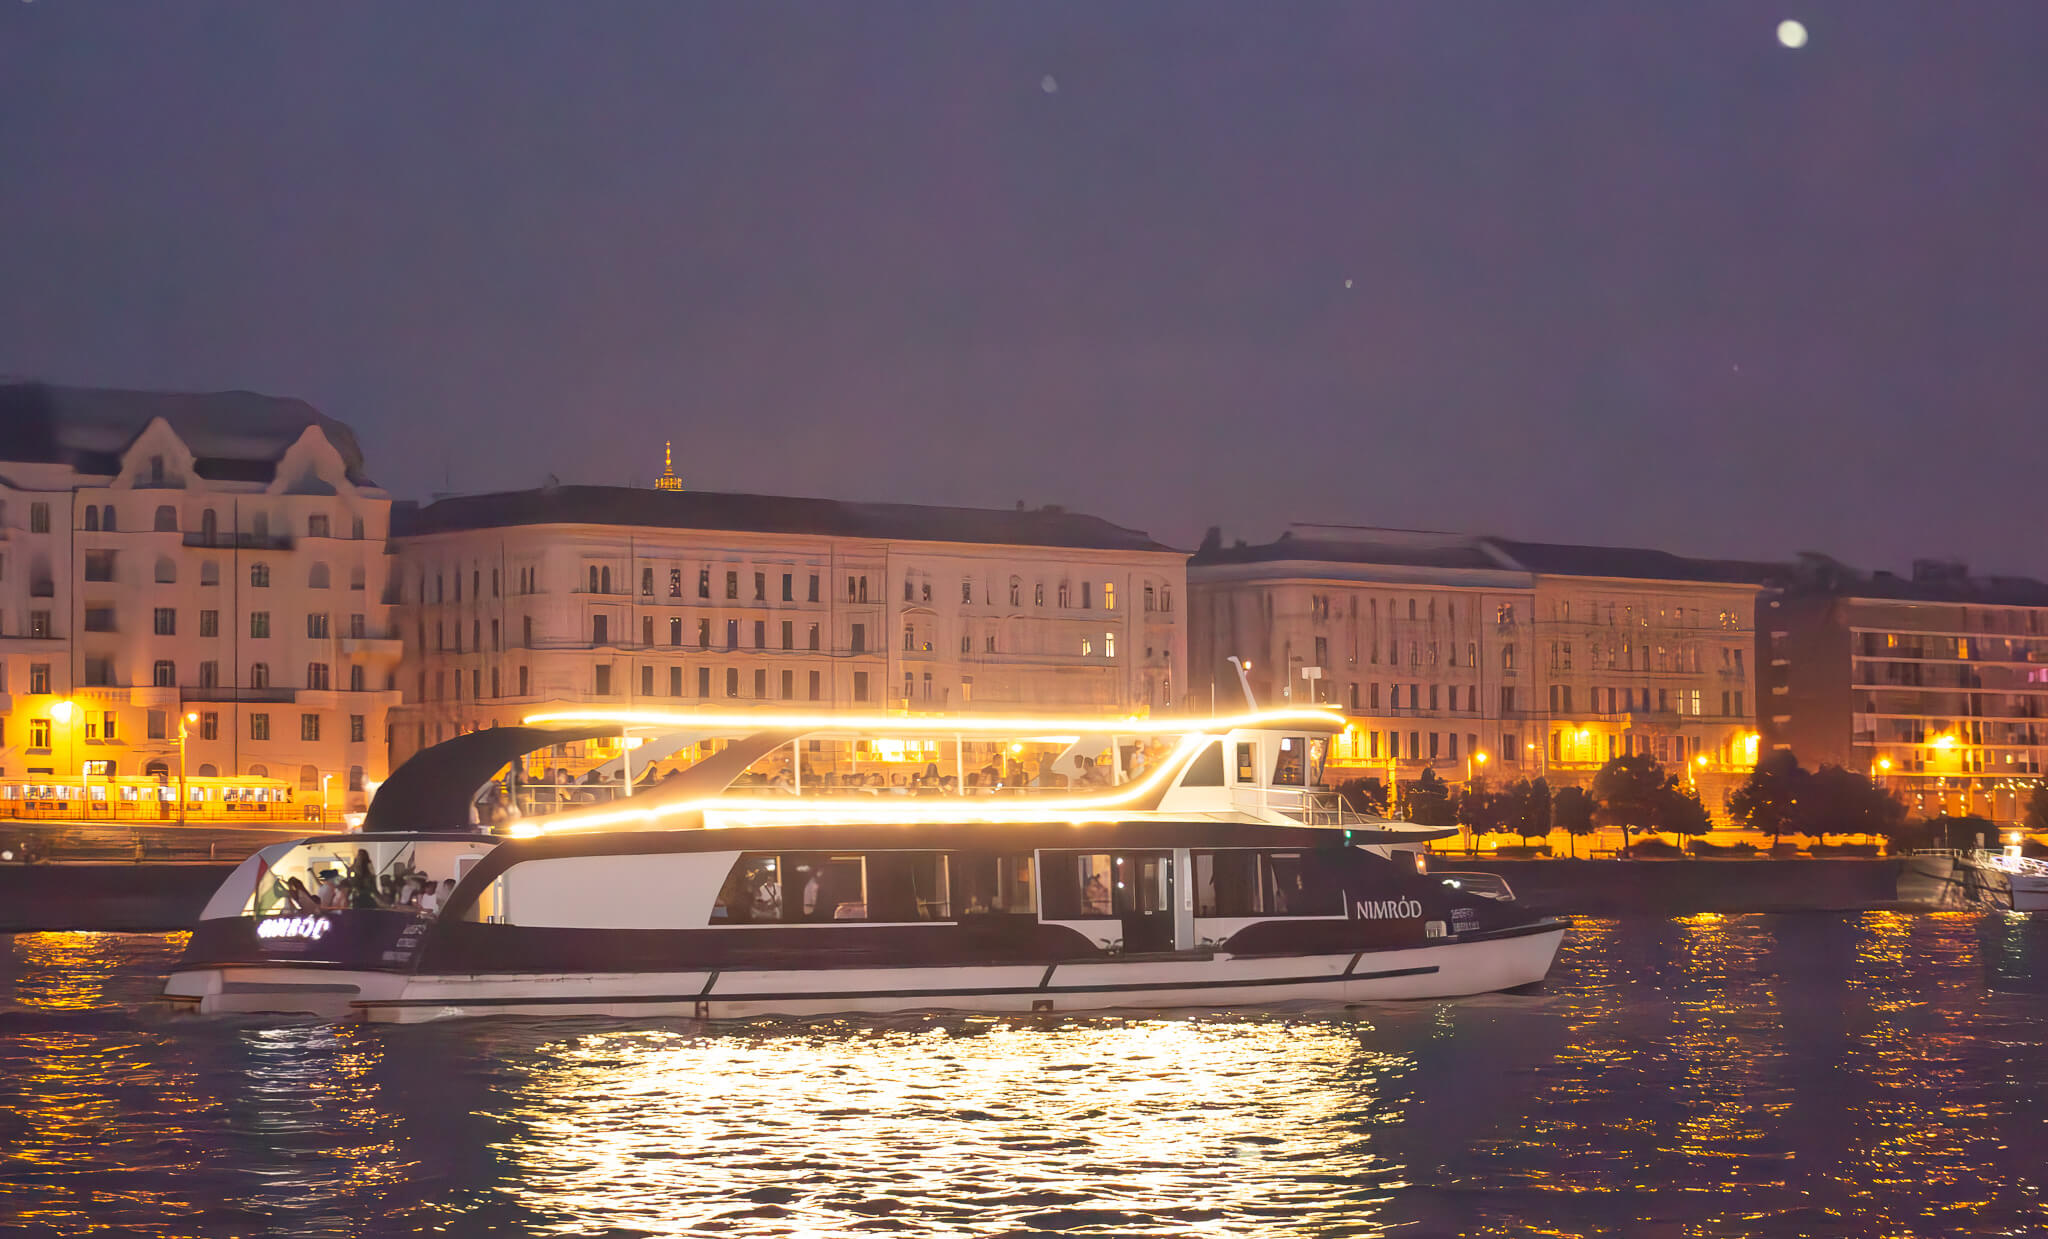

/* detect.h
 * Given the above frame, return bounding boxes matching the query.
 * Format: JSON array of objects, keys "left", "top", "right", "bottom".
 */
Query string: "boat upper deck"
[{"left": 466, "top": 708, "right": 1406, "bottom": 836}]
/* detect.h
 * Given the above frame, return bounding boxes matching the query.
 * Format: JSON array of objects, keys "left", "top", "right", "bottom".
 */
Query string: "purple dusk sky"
[{"left": 3, "top": 3, "right": 2045, "bottom": 573}]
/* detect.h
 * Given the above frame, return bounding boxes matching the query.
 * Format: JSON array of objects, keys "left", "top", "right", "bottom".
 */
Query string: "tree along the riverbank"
[
  {"left": 1552, "top": 784, "right": 1594, "bottom": 856},
  {"left": 1727, "top": 752, "right": 1904, "bottom": 845}
]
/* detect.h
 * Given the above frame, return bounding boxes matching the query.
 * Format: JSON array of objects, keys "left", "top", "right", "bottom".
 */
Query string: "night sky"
[{"left": 4, "top": 3, "right": 2045, "bottom": 573}]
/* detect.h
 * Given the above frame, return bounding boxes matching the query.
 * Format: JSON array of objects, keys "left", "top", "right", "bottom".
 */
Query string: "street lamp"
[
  {"left": 321, "top": 773, "right": 333, "bottom": 825},
  {"left": 178, "top": 711, "right": 198, "bottom": 825},
  {"left": 50, "top": 699, "right": 75, "bottom": 784}
]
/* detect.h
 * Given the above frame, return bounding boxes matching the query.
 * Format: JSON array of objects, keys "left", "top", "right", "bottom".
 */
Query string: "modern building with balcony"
[
  {"left": 1761, "top": 556, "right": 2048, "bottom": 824},
  {"left": 1188, "top": 524, "right": 1768, "bottom": 813},
  {"left": 0, "top": 383, "right": 402, "bottom": 813},
  {"left": 385, "top": 479, "right": 1187, "bottom": 766}
]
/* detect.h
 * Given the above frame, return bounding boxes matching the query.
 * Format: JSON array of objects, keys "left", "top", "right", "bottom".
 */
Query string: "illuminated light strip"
[
  {"left": 518, "top": 707, "right": 1347, "bottom": 735},
  {"left": 532, "top": 732, "right": 1216, "bottom": 835}
]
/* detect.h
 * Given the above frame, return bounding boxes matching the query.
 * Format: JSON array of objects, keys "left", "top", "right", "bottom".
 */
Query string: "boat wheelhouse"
[{"left": 164, "top": 710, "right": 1567, "bottom": 1022}]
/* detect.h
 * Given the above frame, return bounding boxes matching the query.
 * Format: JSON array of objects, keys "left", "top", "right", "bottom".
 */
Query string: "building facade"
[
  {"left": 386, "top": 486, "right": 1187, "bottom": 764},
  {"left": 1188, "top": 526, "right": 1765, "bottom": 813},
  {"left": 0, "top": 384, "right": 402, "bottom": 813},
  {"left": 1761, "top": 558, "right": 2048, "bottom": 824}
]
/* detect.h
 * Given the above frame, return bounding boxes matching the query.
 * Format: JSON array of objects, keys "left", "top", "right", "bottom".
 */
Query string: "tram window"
[
  {"left": 1271, "top": 737, "right": 1306, "bottom": 787},
  {"left": 954, "top": 854, "right": 1036, "bottom": 915},
  {"left": 867, "top": 852, "right": 950, "bottom": 922},
  {"left": 1039, "top": 852, "right": 1116, "bottom": 919},
  {"left": 1235, "top": 743, "right": 1256, "bottom": 783}
]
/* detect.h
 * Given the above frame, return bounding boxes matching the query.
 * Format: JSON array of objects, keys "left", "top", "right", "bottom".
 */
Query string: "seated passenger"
[
  {"left": 418, "top": 880, "right": 441, "bottom": 915},
  {"left": 315, "top": 869, "right": 344, "bottom": 910},
  {"left": 284, "top": 877, "right": 322, "bottom": 914},
  {"left": 1083, "top": 874, "right": 1112, "bottom": 916}
]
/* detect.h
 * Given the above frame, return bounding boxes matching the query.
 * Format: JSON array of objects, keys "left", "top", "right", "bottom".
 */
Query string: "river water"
[{"left": 4, "top": 913, "right": 2047, "bottom": 1237}]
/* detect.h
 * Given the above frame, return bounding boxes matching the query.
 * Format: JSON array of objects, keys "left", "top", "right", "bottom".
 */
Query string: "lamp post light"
[
  {"left": 321, "top": 773, "right": 332, "bottom": 825},
  {"left": 178, "top": 711, "right": 198, "bottom": 826},
  {"left": 50, "top": 699, "right": 75, "bottom": 788}
]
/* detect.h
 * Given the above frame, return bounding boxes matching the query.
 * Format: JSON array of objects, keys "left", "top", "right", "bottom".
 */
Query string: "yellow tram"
[{"left": 0, "top": 773, "right": 305, "bottom": 824}]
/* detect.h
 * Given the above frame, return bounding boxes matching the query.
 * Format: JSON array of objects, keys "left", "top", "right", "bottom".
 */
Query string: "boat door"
[{"left": 1118, "top": 851, "right": 1175, "bottom": 953}]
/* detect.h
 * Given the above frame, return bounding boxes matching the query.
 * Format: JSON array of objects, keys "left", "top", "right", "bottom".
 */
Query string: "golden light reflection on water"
[
  {"left": 493, "top": 1017, "right": 1411, "bottom": 1237},
  {"left": 4, "top": 922, "right": 2048, "bottom": 1237}
]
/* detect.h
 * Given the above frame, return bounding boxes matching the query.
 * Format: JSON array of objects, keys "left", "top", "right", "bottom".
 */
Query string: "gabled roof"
[
  {"left": 392, "top": 485, "right": 1181, "bottom": 554},
  {"left": 0, "top": 382, "right": 373, "bottom": 486}
]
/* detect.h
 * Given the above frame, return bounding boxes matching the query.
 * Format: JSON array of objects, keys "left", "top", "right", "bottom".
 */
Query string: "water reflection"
[
  {"left": 493, "top": 1018, "right": 1411, "bottom": 1236},
  {"left": 2, "top": 919, "right": 2047, "bottom": 1237}
]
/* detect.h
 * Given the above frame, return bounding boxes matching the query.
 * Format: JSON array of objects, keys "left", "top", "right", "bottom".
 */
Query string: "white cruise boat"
[
  {"left": 1986, "top": 852, "right": 2048, "bottom": 913},
  {"left": 163, "top": 709, "right": 1567, "bottom": 1022}
]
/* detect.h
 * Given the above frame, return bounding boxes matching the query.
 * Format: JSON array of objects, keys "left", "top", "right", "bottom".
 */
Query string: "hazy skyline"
[{"left": 4, "top": 3, "right": 2046, "bottom": 572}]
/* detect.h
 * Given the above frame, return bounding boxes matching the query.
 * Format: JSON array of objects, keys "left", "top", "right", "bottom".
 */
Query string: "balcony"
[
  {"left": 181, "top": 686, "right": 298, "bottom": 704},
  {"left": 340, "top": 636, "right": 405, "bottom": 661},
  {"left": 182, "top": 532, "right": 294, "bottom": 551}
]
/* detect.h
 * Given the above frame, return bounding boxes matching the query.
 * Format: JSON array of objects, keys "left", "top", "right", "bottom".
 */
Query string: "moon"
[
  {"left": 1040, "top": 75, "right": 1059, "bottom": 94},
  {"left": 1777, "top": 19, "right": 1807, "bottom": 49}
]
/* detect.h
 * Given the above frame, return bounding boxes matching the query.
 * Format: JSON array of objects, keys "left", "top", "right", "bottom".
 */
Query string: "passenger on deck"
[
  {"left": 284, "top": 877, "right": 321, "bottom": 914},
  {"left": 418, "top": 880, "right": 441, "bottom": 915},
  {"left": 437, "top": 878, "right": 457, "bottom": 912},
  {"left": 315, "top": 869, "right": 343, "bottom": 910},
  {"left": 348, "top": 850, "right": 379, "bottom": 910}
]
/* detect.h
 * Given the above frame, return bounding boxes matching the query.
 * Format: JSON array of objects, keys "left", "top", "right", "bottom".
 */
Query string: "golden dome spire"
[{"left": 654, "top": 440, "right": 683, "bottom": 491}]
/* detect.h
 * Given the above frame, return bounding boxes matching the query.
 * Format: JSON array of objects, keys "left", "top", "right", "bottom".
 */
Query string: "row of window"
[
  {"left": 703, "top": 848, "right": 1329, "bottom": 926},
  {"left": 1547, "top": 685, "right": 1735, "bottom": 717},
  {"left": 9, "top": 499, "right": 365, "bottom": 540},
  {"left": 77, "top": 659, "right": 377, "bottom": 693},
  {"left": 14, "top": 709, "right": 369, "bottom": 748},
  {"left": 75, "top": 554, "right": 371, "bottom": 591},
  {"left": 421, "top": 562, "right": 1178, "bottom": 615}
]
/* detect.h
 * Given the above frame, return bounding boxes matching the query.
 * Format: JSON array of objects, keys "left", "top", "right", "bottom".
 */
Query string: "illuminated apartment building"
[
  {"left": 1761, "top": 557, "right": 2048, "bottom": 823},
  {"left": 0, "top": 384, "right": 401, "bottom": 813},
  {"left": 386, "top": 484, "right": 1186, "bottom": 763},
  {"left": 1187, "top": 525, "right": 1766, "bottom": 808}
]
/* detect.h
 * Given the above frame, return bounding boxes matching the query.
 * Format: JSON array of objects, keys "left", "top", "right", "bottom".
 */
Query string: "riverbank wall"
[
  {"left": 0, "top": 856, "right": 1961, "bottom": 934},
  {"left": 1441, "top": 857, "right": 1950, "bottom": 917},
  {"left": 1, "top": 864, "right": 236, "bottom": 933}
]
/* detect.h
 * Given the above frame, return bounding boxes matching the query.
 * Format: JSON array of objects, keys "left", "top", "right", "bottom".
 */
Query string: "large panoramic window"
[
  {"left": 1194, "top": 851, "right": 1343, "bottom": 918},
  {"left": 711, "top": 853, "right": 871, "bottom": 924},
  {"left": 953, "top": 854, "right": 1035, "bottom": 915},
  {"left": 1039, "top": 852, "right": 1118, "bottom": 920}
]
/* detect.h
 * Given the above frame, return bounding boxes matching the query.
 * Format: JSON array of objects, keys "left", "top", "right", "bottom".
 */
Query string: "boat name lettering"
[
  {"left": 257, "top": 915, "right": 331, "bottom": 941},
  {"left": 1352, "top": 898, "right": 1422, "bottom": 920}
]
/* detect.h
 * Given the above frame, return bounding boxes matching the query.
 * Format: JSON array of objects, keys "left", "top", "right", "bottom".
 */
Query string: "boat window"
[
  {"left": 1195, "top": 850, "right": 1345, "bottom": 917},
  {"left": 785, "top": 853, "right": 867, "bottom": 921},
  {"left": 1306, "top": 738, "right": 1327, "bottom": 787},
  {"left": 1179, "top": 741, "right": 1224, "bottom": 787},
  {"left": 1271, "top": 737, "right": 1306, "bottom": 786},
  {"left": 954, "top": 854, "right": 1035, "bottom": 915},
  {"left": 713, "top": 855, "right": 784, "bottom": 922},
  {"left": 1235, "top": 742, "right": 1256, "bottom": 783},
  {"left": 867, "top": 852, "right": 951, "bottom": 921},
  {"left": 1039, "top": 852, "right": 1118, "bottom": 919}
]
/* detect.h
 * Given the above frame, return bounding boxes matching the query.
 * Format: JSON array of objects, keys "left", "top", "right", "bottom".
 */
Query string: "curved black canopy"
[{"left": 363, "top": 724, "right": 621, "bottom": 832}]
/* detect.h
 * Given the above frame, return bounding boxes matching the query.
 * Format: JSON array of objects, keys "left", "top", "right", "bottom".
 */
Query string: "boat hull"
[
  {"left": 163, "top": 920, "right": 1566, "bottom": 1023},
  {"left": 2008, "top": 873, "right": 2048, "bottom": 914}
]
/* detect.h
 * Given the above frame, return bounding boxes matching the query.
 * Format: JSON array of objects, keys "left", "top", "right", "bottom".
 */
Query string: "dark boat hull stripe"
[{"left": 355, "top": 962, "right": 1447, "bottom": 1009}]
